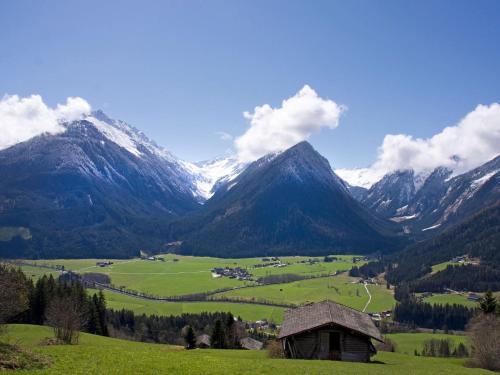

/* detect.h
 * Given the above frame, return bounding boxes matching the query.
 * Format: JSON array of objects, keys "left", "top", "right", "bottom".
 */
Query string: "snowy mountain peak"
[
  {"left": 83, "top": 110, "right": 176, "bottom": 161},
  {"left": 182, "top": 156, "right": 247, "bottom": 200}
]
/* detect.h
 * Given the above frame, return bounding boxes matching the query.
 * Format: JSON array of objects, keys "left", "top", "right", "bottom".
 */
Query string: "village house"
[
  {"left": 467, "top": 293, "right": 481, "bottom": 302},
  {"left": 95, "top": 261, "right": 113, "bottom": 267},
  {"left": 278, "top": 300, "right": 382, "bottom": 362},
  {"left": 211, "top": 267, "right": 252, "bottom": 280}
]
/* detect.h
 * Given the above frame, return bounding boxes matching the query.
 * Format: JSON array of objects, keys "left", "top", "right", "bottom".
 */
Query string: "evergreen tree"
[
  {"left": 479, "top": 291, "right": 497, "bottom": 314},
  {"left": 210, "top": 319, "right": 226, "bottom": 349},
  {"left": 97, "top": 290, "right": 109, "bottom": 336},
  {"left": 183, "top": 325, "right": 196, "bottom": 349}
]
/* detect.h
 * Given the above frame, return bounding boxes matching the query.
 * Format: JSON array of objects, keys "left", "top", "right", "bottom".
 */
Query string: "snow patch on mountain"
[
  {"left": 86, "top": 116, "right": 143, "bottom": 157},
  {"left": 335, "top": 167, "right": 384, "bottom": 189},
  {"left": 182, "top": 157, "right": 246, "bottom": 200},
  {"left": 422, "top": 224, "right": 441, "bottom": 231}
]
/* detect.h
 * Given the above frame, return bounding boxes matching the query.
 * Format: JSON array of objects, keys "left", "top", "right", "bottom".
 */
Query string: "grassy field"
[
  {"left": 215, "top": 274, "right": 395, "bottom": 313},
  {"left": 423, "top": 294, "right": 479, "bottom": 308},
  {"left": 3, "top": 325, "right": 493, "bottom": 375},
  {"left": 26, "top": 254, "right": 364, "bottom": 297},
  {"left": 18, "top": 265, "right": 60, "bottom": 280},
  {"left": 386, "top": 333, "right": 469, "bottom": 355},
  {"left": 422, "top": 292, "right": 500, "bottom": 308},
  {"left": 15, "top": 254, "right": 393, "bottom": 322},
  {"left": 91, "top": 289, "right": 284, "bottom": 323},
  {"left": 431, "top": 261, "right": 456, "bottom": 273}
]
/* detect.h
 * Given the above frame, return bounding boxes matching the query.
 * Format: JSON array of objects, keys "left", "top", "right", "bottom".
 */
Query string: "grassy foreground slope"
[{"left": 6, "top": 325, "right": 494, "bottom": 375}]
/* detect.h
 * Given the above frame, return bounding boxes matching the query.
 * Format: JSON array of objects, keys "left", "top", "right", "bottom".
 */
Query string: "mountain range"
[
  {"left": 359, "top": 157, "right": 499, "bottom": 235},
  {"left": 0, "top": 111, "right": 498, "bottom": 258}
]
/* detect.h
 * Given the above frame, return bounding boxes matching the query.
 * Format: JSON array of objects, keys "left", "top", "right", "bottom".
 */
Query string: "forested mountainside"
[
  {"left": 0, "top": 112, "right": 202, "bottom": 258},
  {"left": 170, "top": 142, "right": 406, "bottom": 257},
  {"left": 385, "top": 202, "right": 500, "bottom": 291}
]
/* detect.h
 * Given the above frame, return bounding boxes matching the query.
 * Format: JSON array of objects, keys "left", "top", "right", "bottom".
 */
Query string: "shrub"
[
  {"left": 376, "top": 337, "right": 396, "bottom": 352},
  {"left": 467, "top": 313, "right": 500, "bottom": 371},
  {"left": 266, "top": 340, "right": 285, "bottom": 358}
]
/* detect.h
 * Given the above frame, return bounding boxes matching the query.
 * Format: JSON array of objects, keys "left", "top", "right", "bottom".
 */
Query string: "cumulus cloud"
[
  {"left": 216, "top": 131, "right": 233, "bottom": 141},
  {"left": 338, "top": 103, "right": 500, "bottom": 188},
  {"left": 0, "top": 94, "right": 91, "bottom": 150},
  {"left": 235, "top": 85, "right": 345, "bottom": 162}
]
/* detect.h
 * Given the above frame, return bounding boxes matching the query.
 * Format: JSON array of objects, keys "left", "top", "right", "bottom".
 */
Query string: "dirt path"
[{"left": 362, "top": 282, "right": 372, "bottom": 312}]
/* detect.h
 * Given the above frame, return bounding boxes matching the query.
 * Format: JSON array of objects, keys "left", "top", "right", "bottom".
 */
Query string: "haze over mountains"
[{"left": 0, "top": 111, "right": 498, "bottom": 259}]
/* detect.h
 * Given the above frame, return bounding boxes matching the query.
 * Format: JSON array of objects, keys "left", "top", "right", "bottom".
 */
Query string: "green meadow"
[
  {"left": 422, "top": 292, "right": 500, "bottom": 308},
  {"left": 215, "top": 274, "right": 395, "bottom": 313},
  {"left": 91, "top": 289, "right": 284, "bottom": 323},
  {"left": 386, "top": 333, "right": 469, "bottom": 355},
  {"left": 21, "top": 254, "right": 365, "bottom": 297},
  {"left": 423, "top": 294, "right": 479, "bottom": 308},
  {"left": 14, "top": 254, "right": 393, "bottom": 322},
  {"left": 4, "top": 325, "right": 494, "bottom": 375}
]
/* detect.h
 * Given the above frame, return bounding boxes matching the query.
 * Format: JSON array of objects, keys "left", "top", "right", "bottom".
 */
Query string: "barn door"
[
  {"left": 319, "top": 332, "right": 330, "bottom": 359},
  {"left": 330, "top": 332, "right": 341, "bottom": 360}
]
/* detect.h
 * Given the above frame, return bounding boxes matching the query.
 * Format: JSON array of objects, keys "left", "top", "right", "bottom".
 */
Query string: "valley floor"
[
  {"left": 16, "top": 254, "right": 394, "bottom": 323},
  {"left": 4, "top": 325, "right": 493, "bottom": 375}
]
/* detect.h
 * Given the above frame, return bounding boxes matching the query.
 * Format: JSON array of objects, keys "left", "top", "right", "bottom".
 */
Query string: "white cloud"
[
  {"left": 235, "top": 85, "right": 345, "bottom": 162},
  {"left": 338, "top": 103, "right": 500, "bottom": 188},
  {"left": 216, "top": 131, "right": 233, "bottom": 141},
  {"left": 0, "top": 94, "right": 91, "bottom": 150}
]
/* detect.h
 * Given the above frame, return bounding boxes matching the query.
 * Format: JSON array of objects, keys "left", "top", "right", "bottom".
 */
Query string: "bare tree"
[
  {"left": 45, "top": 295, "right": 87, "bottom": 344},
  {"left": 467, "top": 314, "right": 500, "bottom": 371}
]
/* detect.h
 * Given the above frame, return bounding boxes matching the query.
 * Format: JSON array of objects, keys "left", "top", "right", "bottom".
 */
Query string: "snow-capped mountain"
[
  {"left": 170, "top": 141, "right": 405, "bottom": 257},
  {"left": 0, "top": 110, "right": 205, "bottom": 258},
  {"left": 358, "top": 156, "right": 500, "bottom": 235},
  {"left": 400, "top": 156, "right": 499, "bottom": 233},
  {"left": 361, "top": 169, "right": 432, "bottom": 219},
  {"left": 85, "top": 111, "right": 245, "bottom": 203},
  {"left": 0, "top": 109, "right": 251, "bottom": 258},
  {"left": 181, "top": 156, "right": 247, "bottom": 201},
  {"left": 0, "top": 108, "right": 496, "bottom": 259}
]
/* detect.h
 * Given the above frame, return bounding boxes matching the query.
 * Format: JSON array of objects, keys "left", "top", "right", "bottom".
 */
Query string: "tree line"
[
  {"left": 0, "top": 264, "right": 259, "bottom": 349},
  {"left": 0, "top": 265, "right": 108, "bottom": 343}
]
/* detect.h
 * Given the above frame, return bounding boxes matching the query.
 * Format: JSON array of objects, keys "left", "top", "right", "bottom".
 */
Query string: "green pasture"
[
  {"left": 3, "top": 325, "right": 494, "bottom": 375},
  {"left": 386, "top": 333, "right": 469, "bottom": 355},
  {"left": 19, "top": 254, "right": 364, "bottom": 297},
  {"left": 90, "top": 289, "right": 284, "bottom": 323},
  {"left": 215, "top": 274, "right": 395, "bottom": 313}
]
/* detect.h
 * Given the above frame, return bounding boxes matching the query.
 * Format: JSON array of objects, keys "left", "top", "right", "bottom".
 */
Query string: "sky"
[{"left": 1, "top": 0, "right": 500, "bottom": 183}]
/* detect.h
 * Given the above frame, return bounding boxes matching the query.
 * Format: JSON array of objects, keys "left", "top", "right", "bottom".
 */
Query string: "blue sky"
[{"left": 1, "top": 0, "right": 500, "bottom": 169}]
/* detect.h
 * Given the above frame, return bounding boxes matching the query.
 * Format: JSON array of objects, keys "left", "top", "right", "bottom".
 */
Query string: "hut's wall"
[
  {"left": 341, "top": 333, "right": 371, "bottom": 362},
  {"left": 283, "top": 326, "right": 373, "bottom": 362},
  {"left": 290, "top": 332, "right": 317, "bottom": 359}
]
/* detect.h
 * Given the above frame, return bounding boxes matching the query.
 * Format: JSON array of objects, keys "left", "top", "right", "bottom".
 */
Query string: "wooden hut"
[
  {"left": 240, "top": 337, "right": 263, "bottom": 350},
  {"left": 278, "top": 300, "right": 383, "bottom": 362},
  {"left": 196, "top": 334, "right": 211, "bottom": 349}
]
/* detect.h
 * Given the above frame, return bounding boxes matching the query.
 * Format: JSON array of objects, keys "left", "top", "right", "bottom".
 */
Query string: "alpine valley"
[{"left": 0, "top": 111, "right": 498, "bottom": 259}]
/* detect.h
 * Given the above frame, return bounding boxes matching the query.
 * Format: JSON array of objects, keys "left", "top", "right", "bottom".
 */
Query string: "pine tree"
[
  {"left": 479, "top": 291, "right": 497, "bottom": 314},
  {"left": 97, "top": 290, "right": 108, "bottom": 336},
  {"left": 183, "top": 325, "right": 196, "bottom": 349},
  {"left": 211, "top": 319, "right": 226, "bottom": 349}
]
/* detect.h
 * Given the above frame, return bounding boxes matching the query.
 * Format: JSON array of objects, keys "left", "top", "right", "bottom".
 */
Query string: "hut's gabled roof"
[
  {"left": 277, "top": 300, "right": 383, "bottom": 341},
  {"left": 240, "top": 337, "right": 264, "bottom": 350},
  {"left": 196, "top": 334, "right": 211, "bottom": 347}
]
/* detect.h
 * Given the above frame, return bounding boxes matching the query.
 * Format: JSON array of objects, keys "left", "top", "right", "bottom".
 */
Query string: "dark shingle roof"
[
  {"left": 278, "top": 300, "right": 383, "bottom": 341},
  {"left": 240, "top": 337, "right": 264, "bottom": 350}
]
